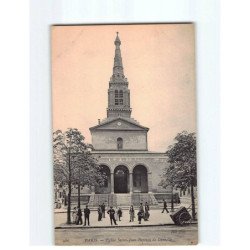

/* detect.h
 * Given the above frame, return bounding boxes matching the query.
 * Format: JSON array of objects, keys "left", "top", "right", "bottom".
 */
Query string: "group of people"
[
  {"left": 72, "top": 199, "right": 169, "bottom": 226},
  {"left": 136, "top": 202, "right": 150, "bottom": 224},
  {"left": 72, "top": 205, "right": 91, "bottom": 226},
  {"left": 97, "top": 203, "right": 123, "bottom": 223},
  {"left": 97, "top": 202, "right": 150, "bottom": 225}
]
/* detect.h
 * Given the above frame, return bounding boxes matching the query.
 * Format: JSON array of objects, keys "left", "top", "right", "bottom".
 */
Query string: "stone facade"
[
  {"left": 89, "top": 33, "right": 168, "bottom": 196},
  {"left": 92, "top": 151, "right": 168, "bottom": 194},
  {"left": 90, "top": 118, "right": 148, "bottom": 151}
]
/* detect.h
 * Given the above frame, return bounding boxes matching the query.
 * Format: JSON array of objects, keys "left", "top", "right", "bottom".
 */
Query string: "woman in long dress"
[
  {"left": 144, "top": 202, "right": 150, "bottom": 221},
  {"left": 117, "top": 207, "right": 122, "bottom": 221},
  {"left": 72, "top": 207, "right": 77, "bottom": 224},
  {"left": 98, "top": 205, "right": 102, "bottom": 221},
  {"left": 129, "top": 205, "right": 135, "bottom": 222},
  {"left": 114, "top": 206, "right": 119, "bottom": 221}
]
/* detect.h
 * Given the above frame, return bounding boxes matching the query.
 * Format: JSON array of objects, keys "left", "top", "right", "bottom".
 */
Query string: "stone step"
[
  {"left": 115, "top": 194, "right": 132, "bottom": 206},
  {"left": 89, "top": 193, "right": 159, "bottom": 207}
]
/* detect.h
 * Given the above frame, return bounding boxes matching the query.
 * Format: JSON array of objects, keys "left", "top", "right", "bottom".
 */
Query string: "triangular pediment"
[{"left": 89, "top": 118, "right": 149, "bottom": 131}]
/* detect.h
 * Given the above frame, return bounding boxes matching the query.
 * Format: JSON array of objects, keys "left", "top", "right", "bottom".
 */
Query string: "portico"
[
  {"left": 92, "top": 150, "right": 167, "bottom": 195},
  {"left": 95, "top": 163, "right": 149, "bottom": 194}
]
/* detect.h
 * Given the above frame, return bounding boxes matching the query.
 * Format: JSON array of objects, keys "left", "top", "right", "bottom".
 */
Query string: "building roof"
[
  {"left": 91, "top": 150, "right": 167, "bottom": 156},
  {"left": 89, "top": 116, "right": 149, "bottom": 131}
]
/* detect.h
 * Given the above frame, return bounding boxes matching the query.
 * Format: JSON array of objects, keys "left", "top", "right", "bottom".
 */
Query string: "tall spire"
[
  {"left": 107, "top": 33, "right": 132, "bottom": 118},
  {"left": 113, "top": 32, "right": 124, "bottom": 77}
]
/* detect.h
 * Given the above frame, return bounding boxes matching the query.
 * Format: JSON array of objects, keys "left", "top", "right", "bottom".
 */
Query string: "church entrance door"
[
  {"left": 133, "top": 165, "right": 148, "bottom": 193},
  {"left": 114, "top": 165, "right": 129, "bottom": 193}
]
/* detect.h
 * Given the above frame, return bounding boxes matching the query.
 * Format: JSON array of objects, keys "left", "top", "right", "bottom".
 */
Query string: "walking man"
[
  {"left": 83, "top": 205, "right": 90, "bottom": 226},
  {"left": 107, "top": 206, "right": 117, "bottom": 225},
  {"left": 162, "top": 199, "right": 169, "bottom": 213},
  {"left": 76, "top": 207, "right": 83, "bottom": 225}
]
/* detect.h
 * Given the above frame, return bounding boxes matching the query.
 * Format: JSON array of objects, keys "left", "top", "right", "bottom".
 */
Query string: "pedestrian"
[
  {"left": 144, "top": 202, "right": 150, "bottom": 221},
  {"left": 177, "top": 196, "right": 181, "bottom": 204},
  {"left": 139, "top": 202, "right": 144, "bottom": 212},
  {"left": 72, "top": 207, "right": 77, "bottom": 224},
  {"left": 117, "top": 207, "right": 122, "bottom": 221},
  {"left": 83, "top": 205, "right": 90, "bottom": 226},
  {"left": 129, "top": 205, "right": 135, "bottom": 222},
  {"left": 101, "top": 202, "right": 106, "bottom": 218},
  {"left": 139, "top": 202, "right": 144, "bottom": 218},
  {"left": 114, "top": 206, "right": 119, "bottom": 221},
  {"left": 137, "top": 210, "right": 143, "bottom": 224},
  {"left": 107, "top": 206, "right": 117, "bottom": 225},
  {"left": 98, "top": 205, "right": 102, "bottom": 221},
  {"left": 162, "top": 199, "right": 169, "bottom": 213},
  {"left": 76, "top": 207, "right": 83, "bottom": 225},
  {"left": 138, "top": 203, "right": 144, "bottom": 224}
]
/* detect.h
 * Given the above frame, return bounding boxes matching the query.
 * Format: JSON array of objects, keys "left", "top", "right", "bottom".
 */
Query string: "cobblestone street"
[
  {"left": 54, "top": 208, "right": 198, "bottom": 245},
  {"left": 55, "top": 224, "right": 198, "bottom": 245},
  {"left": 55, "top": 208, "right": 176, "bottom": 228}
]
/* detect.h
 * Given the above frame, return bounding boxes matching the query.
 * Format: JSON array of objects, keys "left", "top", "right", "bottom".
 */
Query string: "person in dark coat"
[
  {"left": 83, "top": 205, "right": 90, "bottom": 226},
  {"left": 101, "top": 202, "right": 106, "bottom": 218},
  {"left": 137, "top": 210, "right": 143, "bottom": 224},
  {"left": 76, "top": 207, "right": 83, "bottom": 225},
  {"left": 138, "top": 203, "right": 144, "bottom": 224},
  {"left": 117, "top": 207, "right": 122, "bottom": 221},
  {"left": 107, "top": 206, "right": 117, "bottom": 225},
  {"left": 139, "top": 203, "right": 144, "bottom": 216},
  {"left": 162, "top": 199, "right": 169, "bottom": 213},
  {"left": 98, "top": 205, "right": 102, "bottom": 221},
  {"left": 144, "top": 202, "right": 150, "bottom": 221}
]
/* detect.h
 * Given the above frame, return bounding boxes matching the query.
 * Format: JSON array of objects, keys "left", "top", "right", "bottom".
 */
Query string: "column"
[
  {"left": 111, "top": 172, "right": 114, "bottom": 194},
  {"left": 129, "top": 172, "right": 133, "bottom": 193},
  {"left": 147, "top": 172, "right": 153, "bottom": 193}
]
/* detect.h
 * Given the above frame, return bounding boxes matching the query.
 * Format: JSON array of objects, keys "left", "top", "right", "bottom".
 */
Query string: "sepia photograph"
[{"left": 52, "top": 23, "right": 197, "bottom": 245}]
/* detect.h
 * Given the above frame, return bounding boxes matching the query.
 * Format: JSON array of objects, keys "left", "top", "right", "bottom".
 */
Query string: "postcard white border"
[{"left": 30, "top": 0, "right": 220, "bottom": 245}]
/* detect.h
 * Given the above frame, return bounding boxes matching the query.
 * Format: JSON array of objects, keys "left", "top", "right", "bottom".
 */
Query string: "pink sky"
[{"left": 52, "top": 24, "right": 196, "bottom": 152}]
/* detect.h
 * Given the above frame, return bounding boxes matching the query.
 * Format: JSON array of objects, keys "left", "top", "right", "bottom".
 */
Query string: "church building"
[{"left": 88, "top": 33, "right": 168, "bottom": 206}]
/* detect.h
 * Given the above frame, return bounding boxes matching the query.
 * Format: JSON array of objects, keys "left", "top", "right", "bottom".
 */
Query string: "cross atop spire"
[{"left": 115, "top": 32, "right": 121, "bottom": 45}]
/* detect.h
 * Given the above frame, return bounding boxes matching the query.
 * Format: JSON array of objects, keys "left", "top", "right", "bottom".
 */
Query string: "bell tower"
[
  {"left": 107, "top": 32, "right": 132, "bottom": 118},
  {"left": 90, "top": 32, "right": 149, "bottom": 152}
]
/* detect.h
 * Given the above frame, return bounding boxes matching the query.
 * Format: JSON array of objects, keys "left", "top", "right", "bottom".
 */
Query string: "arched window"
[{"left": 117, "top": 137, "right": 123, "bottom": 150}]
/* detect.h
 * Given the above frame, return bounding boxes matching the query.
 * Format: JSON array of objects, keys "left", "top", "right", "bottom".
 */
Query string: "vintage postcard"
[{"left": 52, "top": 23, "right": 197, "bottom": 245}]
